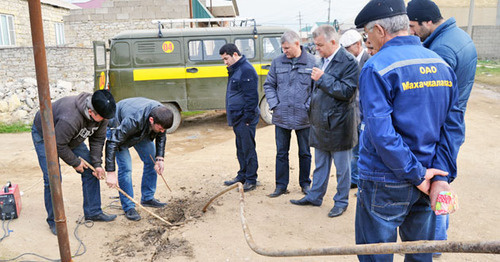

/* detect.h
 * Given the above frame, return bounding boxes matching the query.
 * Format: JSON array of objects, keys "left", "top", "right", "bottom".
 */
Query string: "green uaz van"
[{"left": 94, "top": 21, "right": 286, "bottom": 132}]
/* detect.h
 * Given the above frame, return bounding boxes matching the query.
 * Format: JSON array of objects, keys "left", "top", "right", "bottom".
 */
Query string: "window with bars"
[
  {"left": 0, "top": 14, "right": 15, "bottom": 46},
  {"left": 55, "top": 22, "right": 65, "bottom": 45}
]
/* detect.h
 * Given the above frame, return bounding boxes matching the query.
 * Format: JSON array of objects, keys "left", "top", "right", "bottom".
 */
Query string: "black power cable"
[
  {"left": 0, "top": 216, "right": 93, "bottom": 262},
  {"left": 0, "top": 215, "right": 13, "bottom": 243}
]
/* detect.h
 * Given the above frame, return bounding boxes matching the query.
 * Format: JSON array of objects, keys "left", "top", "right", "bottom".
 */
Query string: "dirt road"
[{"left": 0, "top": 85, "right": 499, "bottom": 261}]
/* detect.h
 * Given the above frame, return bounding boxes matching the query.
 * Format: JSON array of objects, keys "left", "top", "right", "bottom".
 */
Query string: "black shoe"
[
  {"left": 224, "top": 177, "right": 245, "bottom": 186},
  {"left": 49, "top": 224, "right": 57, "bottom": 236},
  {"left": 328, "top": 206, "right": 347, "bottom": 217},
  {"left": 290, "top": 197, "right": 320, "bottom": 206},
  {"left": 85, "top": 212, "right": 117, "bottom": 222},
  {"left": 125, "top": 208, "right": 141, "bottom": 221},
  {"left": 242, "top": 182, "right": 257, "bottom": 192},
  {"left": 267, "top": 188, "right": 289, "bottom": 198},
  {"left": 301, "top": 184, "right": 310, "bottom": 195},
  {"left": 350, "top": 183, "right": 358, "bottom": 189},
  {"left": 141, "top": 198, "right": 167, "bottom": 208}
]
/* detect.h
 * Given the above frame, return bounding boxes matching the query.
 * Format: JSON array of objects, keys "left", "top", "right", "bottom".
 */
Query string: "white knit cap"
[{"left": 340, "top": 29, "right": 362, "bottom": 47}]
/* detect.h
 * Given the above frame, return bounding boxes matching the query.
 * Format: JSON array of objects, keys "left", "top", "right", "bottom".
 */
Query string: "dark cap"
[
  {"left": 91, "top": 89, "right": 116, "bottom": 119},
  {"left": 407, "top": 0, "right": 442, "bottom": 22},
  {"left": 355, "top": 0, "right": 407, "bottom": 28}
]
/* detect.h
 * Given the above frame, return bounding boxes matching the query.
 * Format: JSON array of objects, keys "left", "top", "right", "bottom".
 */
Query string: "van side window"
[
  {"left": 263, "top": 37, "right": 282, "bottom": 60},
  {"left": 111, "top": 42, "right": 130, "bottom": 66},
  {"left": 235, "top": 39, "right": 255, "bottom": 59},
  {"left": 188, "top": 39, "right": 227, "bottom": 61}
]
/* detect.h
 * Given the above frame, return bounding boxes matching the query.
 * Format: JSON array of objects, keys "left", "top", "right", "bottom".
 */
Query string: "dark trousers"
[
  {"left": 275, "top": 126, "right": 311, "bottom": 190},
  {"left": 233, "top": 117, "right": 259, "bottom": 184},
  {"left": 32, "top": 126, "right": 102, "bottom": 227}
]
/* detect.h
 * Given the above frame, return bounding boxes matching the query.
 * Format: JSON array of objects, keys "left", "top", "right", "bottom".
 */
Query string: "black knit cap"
[
  {"left": 355, "top": 0, "right": 407, "bottom": 28},
  {"left": 91, "top": 89, "right": 116, "bottom": 119},
  {"left": 407, "top": 0, "right": 442, "bottom": 22}
]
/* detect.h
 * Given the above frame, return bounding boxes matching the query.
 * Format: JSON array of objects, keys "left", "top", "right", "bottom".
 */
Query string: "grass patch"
[
  {"left": 475, "top": 60, "right": 500, "bottom": 86},
  {"left": 0, "top": 122, "right": 31, "bottom": 133},
  {"left": 181, "top": 111, "right": 205, "bottom": 117}
]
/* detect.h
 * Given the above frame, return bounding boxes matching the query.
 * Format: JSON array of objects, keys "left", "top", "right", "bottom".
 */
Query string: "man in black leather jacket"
[
  {"left": 104, "top": 97, "right": 173, "bottom": 221},
  {"left": 290, "top": 25, "right": 359, "bottom": 218}
]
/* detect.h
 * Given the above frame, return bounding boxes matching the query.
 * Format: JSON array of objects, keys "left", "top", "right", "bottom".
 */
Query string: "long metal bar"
[
  {"left": 204, "top": 183, "right": 500, "bottom": 257},
  {"left": 27, "top": 1, "right": 72, "bottom": 261},
  {"left": 79, "top": 157, "right": 176, "bottom": 227}
]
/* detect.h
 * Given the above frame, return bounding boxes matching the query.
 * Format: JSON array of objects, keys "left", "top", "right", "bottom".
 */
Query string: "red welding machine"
[{"left": 0, "top": 182, "right": 22, "bottom": 219}]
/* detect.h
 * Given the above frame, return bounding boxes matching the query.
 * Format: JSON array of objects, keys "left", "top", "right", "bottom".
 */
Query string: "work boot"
[
  {"left": 141, "top": 198, "right": 167, "bottom": 208},
  {"left": 125, "top": 208, "right": 141, "bottom": 221},
  {"left": 224, "top": 177, "right": 244, "bottom": 186},
  {"left": 85, "top": 212, "right": 117, "bottom": 222}
]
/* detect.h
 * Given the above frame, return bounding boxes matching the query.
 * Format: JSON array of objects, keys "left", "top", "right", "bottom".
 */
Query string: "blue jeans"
[
  {"left": 111, "top": 132, "right": 158, "bottom": 212},
  {"left": 32, "top": 126, "right": 103, "bottom": 227},
  {"left": 274, "top": 126, "right": 311, "bottom": 190},
  {"left": 355, "top": 179, "right": 435, "bottom": 262},
  {"left": 433, "top": 214, "right": 449, "bottom": 256},
  {"left": 233, "top": 117, "right": 259, "bottom": 184},
  {"left": 305, "top": 148, "right": 351, "bottom": 207}
]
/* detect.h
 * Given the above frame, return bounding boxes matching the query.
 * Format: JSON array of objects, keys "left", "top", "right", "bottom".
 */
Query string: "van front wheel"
[
  {"left": 162, "top": 102, "right": 181, "bottom": 134},
  {"left": 259, "top": 96, "right": 273, "bottom": 125}
]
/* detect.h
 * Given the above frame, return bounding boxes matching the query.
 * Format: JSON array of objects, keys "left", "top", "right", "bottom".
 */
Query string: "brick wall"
[
  {"left": 0, "top": 0, "right": 71, "bottom": 47},
  {"left": 0, "top": 46, "right": 93, "bottom": 90},
  {"left": 64, "top": 0, "right": 189, "bottom": 48},
  {"left": 471, "top": 26, "right": 500, "bottom": 59}
]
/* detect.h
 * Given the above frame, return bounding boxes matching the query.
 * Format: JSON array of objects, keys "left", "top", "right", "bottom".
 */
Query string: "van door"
[
  {"left": 93, "top": 41, "right": 107, "bottom": 90},
  {"left": 184, "top": 37, "right": 229, "bottom": 110}
]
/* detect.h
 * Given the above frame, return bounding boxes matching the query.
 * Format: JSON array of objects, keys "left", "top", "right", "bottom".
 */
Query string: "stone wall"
[
  {"left": 0, "top": 0, "right": 72, "bottom": 47},
  {"left": 64, "top": 0, "right": 189, "bottom": 48},
  {"left": 0, "top": 46, "right": 93, "bottom": 124},
  {"left": 471, "top": 26, "right": 500, "bottom": 59}
]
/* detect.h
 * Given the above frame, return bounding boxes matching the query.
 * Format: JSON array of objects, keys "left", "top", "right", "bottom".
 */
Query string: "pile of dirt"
[{"left": 104, "top": 195, "right": 212, "bottom": 261}]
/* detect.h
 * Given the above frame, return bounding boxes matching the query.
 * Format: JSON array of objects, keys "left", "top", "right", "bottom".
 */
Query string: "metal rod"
[
  {"left": 149, "top": 155, "right": 172, "bottom": 192},
  {"left": 204, "top": 183, "right": 500, "bottom": 257},
  {"left": 79, "top": 157, "right": 174, "bottom": 227},
  {"left": 115, "top": 187, "right": 173, "bottom": 226},
  {"left": 202, "top": 183, "right": 239, "bottom": 212},
  {"left": 27, "top": 1, "right": 72, "bottom": 261}
]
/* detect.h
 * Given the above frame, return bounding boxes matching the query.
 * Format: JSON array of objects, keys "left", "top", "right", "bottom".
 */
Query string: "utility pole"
[
  {"left": 27, "top": 0, "right": 72, "bottom": 261},
  {"left": 298, "top": 11, "right": 302, "bottom": 33},
  {"left": 467, "top": 0, "right": 475, "bottom": 36},
  {"left": 497, "top": 0, "right": 500, "bottom": 25},
  {"left": 327, "top": 0, "right": 332, "bottom": 24}
]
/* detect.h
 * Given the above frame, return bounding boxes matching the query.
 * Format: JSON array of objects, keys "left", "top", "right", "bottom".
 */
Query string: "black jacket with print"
[{"left": 33, "top": 93, "right": 108, "bottom": 168}]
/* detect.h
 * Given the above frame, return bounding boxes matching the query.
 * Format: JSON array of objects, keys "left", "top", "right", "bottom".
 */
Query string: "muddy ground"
[{"left": 0, "top": 84, "right": 499, "bottom": 261}]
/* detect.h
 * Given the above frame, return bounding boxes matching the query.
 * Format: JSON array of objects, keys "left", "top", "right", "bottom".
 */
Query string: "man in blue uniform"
[
  {"left": 407, "top": 1, "right": 478, "bottom": 255},
  {"left": 354, "top": 0, "right": 461, "bottom": 261},
  {"left": 219, "top": 43, "right": 260, "bottom": 192}
]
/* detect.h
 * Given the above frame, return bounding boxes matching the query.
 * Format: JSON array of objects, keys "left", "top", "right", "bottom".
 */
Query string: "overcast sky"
[{"left": 236, "top": 0, "right": 370, "bottom": 30}]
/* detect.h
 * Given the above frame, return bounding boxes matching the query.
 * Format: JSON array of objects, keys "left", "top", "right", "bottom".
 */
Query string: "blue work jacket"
[
  {"left": 358, "top": 36, "right": 459, "bottom": 185},
  {"left": 225, "top": 55, "right": 259, "bottom": 126},
  {"left": 423, "top": 17, "right": 478, "bottom": 182}
]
